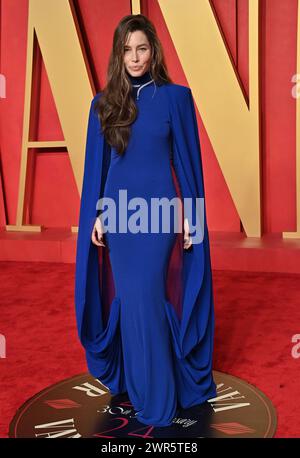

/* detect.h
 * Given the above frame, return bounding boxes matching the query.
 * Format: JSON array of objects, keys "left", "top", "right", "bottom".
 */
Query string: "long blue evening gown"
[{"left": 75, "top": 70, "right": 217, "bottom": 427}]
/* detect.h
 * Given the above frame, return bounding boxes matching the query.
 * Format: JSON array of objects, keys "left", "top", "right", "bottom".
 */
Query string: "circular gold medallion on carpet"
[{"left": 9, "top": 371, "right": 277, "bottom": 438}]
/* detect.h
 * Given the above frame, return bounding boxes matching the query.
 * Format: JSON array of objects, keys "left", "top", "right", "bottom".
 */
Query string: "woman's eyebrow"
[{"left": 124, "top": 43, "right": 149, "bottom": 48}]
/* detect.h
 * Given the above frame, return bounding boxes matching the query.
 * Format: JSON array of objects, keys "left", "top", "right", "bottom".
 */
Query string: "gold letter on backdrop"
[
  {"left": 283, "top": 1, "right": 300, "bottom": 238},
  {"left": 6, "top": 0, "right": 94, "bottom": 232},
  {"left": 159, "top": 0, "right": 261, "bottom": 237}
]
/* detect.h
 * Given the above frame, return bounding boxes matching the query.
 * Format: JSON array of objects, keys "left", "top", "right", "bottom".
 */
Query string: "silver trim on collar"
[{"left": 132, "top": 79, "right": 155, "bottom": 100}]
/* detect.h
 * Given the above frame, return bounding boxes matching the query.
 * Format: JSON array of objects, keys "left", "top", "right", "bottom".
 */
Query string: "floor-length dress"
[{"left": 75, "top": 71, "right": 217, "bottom": 427}]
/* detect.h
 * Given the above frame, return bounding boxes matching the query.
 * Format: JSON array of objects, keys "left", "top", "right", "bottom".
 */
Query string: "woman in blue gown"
[{"left": 75, "top": 14, "right": 217, "bottom": 427}]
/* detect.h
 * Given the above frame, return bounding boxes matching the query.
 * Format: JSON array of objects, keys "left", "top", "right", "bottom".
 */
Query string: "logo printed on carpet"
[{"left": 9, "top": 371, "right": 277, "bottom": 438}]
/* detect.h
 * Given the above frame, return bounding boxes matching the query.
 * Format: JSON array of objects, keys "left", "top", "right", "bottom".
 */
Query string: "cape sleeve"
[
  {"left": 166, "top": 85, "right": 216, "bottom": 364},
  {"left": 75, "top": 94, "right": 120, "bottom": 380}
]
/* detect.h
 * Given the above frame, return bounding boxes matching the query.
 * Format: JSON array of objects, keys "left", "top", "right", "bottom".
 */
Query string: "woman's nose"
[{"left": 131, "top": 51, "right": 138, "bottom": 61}]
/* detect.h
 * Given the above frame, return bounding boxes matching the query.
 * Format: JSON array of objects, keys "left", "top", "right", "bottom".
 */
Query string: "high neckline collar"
[{"left": 127, "top": 70, "right": 152, "bottom": 86}]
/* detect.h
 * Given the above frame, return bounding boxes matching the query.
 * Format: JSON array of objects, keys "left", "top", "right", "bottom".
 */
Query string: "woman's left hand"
[{"left": 183, "top": 217, "right": 192, "bottom": 250}]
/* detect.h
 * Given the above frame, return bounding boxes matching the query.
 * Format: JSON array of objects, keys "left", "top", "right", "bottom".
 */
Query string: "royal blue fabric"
[{"left": 74, "top": 77, "right": 217, "bottom": 427}]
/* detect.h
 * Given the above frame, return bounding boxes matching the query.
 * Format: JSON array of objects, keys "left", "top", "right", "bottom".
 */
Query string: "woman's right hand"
[
  {"left": 183, "top": 217, "right": 192, "bottom": 250},
  {"left": 91, "top": 216, "right": 106, "bottom": 247}
]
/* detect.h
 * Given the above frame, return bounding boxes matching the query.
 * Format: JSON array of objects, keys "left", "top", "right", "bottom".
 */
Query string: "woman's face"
[{"left": 124, "top": 30, "right": 152, "bottom": 77}]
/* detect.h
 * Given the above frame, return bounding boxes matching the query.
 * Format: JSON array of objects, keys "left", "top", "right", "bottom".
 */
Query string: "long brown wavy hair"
[{"left": 94, "top": 14, "right": 173, "bottom": 155}]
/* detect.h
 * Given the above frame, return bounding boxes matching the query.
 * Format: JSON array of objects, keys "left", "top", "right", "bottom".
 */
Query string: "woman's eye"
[{"left": 124, "top": 48, "right": 148, "bottom": 52}]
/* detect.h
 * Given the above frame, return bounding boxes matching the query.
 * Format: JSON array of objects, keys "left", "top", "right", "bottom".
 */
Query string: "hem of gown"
[
  {"left": 179, "top": 382, "right": 217, "bottom": 410},
  {"left": 136, "top": 383, "right": 217, "bottom": 427},
  {"left": 89, "top": 295, "right": 217, "bottom": 427},
  {"left": 109, "top": 389, "right": 128, "bottom": 396}
]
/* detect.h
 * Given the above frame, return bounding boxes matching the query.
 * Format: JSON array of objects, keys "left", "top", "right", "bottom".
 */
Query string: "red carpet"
[{"left": 0, "top": 261, "right": 299, "bottom": 438}]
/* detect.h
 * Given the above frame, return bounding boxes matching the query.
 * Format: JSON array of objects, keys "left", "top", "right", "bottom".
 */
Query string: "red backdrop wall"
[{"left": 0, "top": 0, "right": 298, "bottom": 235}]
